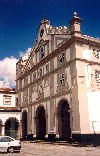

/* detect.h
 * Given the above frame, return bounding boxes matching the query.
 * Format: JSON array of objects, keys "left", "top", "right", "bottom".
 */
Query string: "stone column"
[
  {"left": 45, "top": 113, "right": 48, "bottom": 138},
  {"left": 19, "top": 120, "right": 22, "bottom": 139},
  {"left": 34, "top": 116, "right": 37, "bottom": 138},
  {"left": 49, "top": 99, "right": 55, "bottom": 132},
  {"left": 48, "top": 99, "right": 56, "bottom": 141},
  {"left": 55, "top": 112, "right": 59, "bottom": 138}
]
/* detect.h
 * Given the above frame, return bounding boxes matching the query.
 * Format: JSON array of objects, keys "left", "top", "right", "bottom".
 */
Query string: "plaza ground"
[{"left": 0, "top": 141, "right": 100, "bottom": 156}]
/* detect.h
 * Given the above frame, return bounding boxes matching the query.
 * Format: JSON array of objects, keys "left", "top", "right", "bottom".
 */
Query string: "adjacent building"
[
  {"left": 16, "top": 12, "right": 100, "bottom": 143},
  {"left": 0, "top": 88, "right": 21, "bottom": 139}
]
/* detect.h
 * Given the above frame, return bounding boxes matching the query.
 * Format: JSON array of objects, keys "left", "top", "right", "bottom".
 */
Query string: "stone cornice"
[
  {"left": 16, "top": 35, "right": 100, "bottom": 80},
  {"left": 20, "top": 88, "right": 71, "bottom": 108},
  {"left": 75, "top": 35, "right": 100, "bottom": 48}
]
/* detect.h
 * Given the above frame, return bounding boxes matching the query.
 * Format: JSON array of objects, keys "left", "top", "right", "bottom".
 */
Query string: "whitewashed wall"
[
  {"left": 83, "top": 44, "right": 91, "bottom": 59},
  {"left": 0, "top": 94, "right": 16, "bottom": 107},
  {"left": 0, "top": 112, "right": 20, "bottom": 125},
  {"left": 87, "top": 91, "right": 100, "bottom": 132}
]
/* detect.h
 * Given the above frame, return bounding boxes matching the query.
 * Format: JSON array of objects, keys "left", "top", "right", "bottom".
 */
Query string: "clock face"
[{"left": 40, "top": 28, "right": 44, "bottom": 38}]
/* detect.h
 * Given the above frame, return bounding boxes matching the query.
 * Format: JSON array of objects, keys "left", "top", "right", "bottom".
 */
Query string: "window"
[
  {"left": 40, "top": 46, "right": 45, "bottom": 59},
  {"left": 40, "top": 28, "right": 44, "bottom": 37},
  {"left": 60, "top": 73, "right": 65, "bottom": 85},
  {"left": 59, "top": 52, "right": 65, "bottom": 62},
  {"left": 38, "top": 68, "right": 42, "bottom": 78},
  {"left": 93, "top": 49, "right": 100, "bottom": 59},
  {"left": 33, "top": 72, "right": 36, "bottom": 81},
  {"left": 3, "top": 96, "right": 11, "bottom": 105},
  {"left": 45, "top": 63, "right": 49, "bottom": 73},
  {"left": 0, "top": 137, "right": 10, "bottom": 142},
  {"left": 95, "top": 70, "right": 100, "bottom": 84}
]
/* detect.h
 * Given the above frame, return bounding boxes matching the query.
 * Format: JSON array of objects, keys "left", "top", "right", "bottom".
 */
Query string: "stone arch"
[
  {"left": 5, "top": 117, "right": 19, "bottom": 138},
  {"left": 22, "top": 110, "right": 27, "bottom": 140},
  {"left": 57, "top": 99, "right": 71, "bottom": 141},
  {"left": 0, "top": 119, "right": 3, "bottom": 135},
  {"left": 36, "top": 105, "right": 46, "bottom": 140}
]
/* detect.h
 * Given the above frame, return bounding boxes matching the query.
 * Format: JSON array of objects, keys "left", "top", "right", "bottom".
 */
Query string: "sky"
[{"left": 0, "top": 0, "right": 99, "bottom": 88}]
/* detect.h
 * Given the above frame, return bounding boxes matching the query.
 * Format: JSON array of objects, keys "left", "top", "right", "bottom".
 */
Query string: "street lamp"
[{"left": 92, "top": 121, "right": 98, "bottom": 146}]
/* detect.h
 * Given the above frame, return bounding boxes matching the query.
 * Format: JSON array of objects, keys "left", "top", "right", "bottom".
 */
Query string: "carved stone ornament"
[{"left": 72, "top": 77, "right": 77, "bottom": 88}]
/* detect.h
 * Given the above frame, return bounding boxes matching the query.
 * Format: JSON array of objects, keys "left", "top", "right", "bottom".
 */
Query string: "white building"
[
  {"left": 16, "top": 12, "right": 100, "bottom": 143},
  {"left": 0, "top": 88, "right": 21, "bottom": 139}
]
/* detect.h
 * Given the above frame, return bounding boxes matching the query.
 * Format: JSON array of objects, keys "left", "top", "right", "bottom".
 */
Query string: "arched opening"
[
  {"left": 36, "top": 106, "right": 46, "bottom": 140},
  {"left": 0, "top": 120, "right": 3, "bottom": 135},
  {"left": 57, "top": 99, "right": 71, "bottom": 141},
  {"left": 22, "top": 110, "right": 27, "bottom": 140},
  {"left": 5, "top": 117, "right": 19, "bottom": 139}
]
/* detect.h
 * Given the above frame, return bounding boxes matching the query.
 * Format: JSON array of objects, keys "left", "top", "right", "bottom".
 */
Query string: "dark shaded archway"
[
  {"left": 22, "top": 110, "right": 27, "bottom": 140},
  {"left": 0, "top": 120, "right": 3, "bottom": 135},
  {"left": 36, "top": 106, "right": 46, "bottom": 140},
  {"left": 5, "top": 117, "right": 19, "bottom": 138},
  {"left": 57, "top": 99, "right": 71, "bottom": 141}
]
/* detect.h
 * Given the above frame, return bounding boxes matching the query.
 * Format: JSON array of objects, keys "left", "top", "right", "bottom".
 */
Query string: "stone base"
[
  {"left": 26, "top": 134, "right": 34, "bottom": 141},
  {"left": 72, "top": 133, "right": 100, "bottom": 144},
  {"left": 48, "top": 133, "right": 56, "bottom": 141}
]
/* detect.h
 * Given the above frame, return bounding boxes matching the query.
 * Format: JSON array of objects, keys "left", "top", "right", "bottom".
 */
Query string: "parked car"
[{"left": 0, "top": 136, "right": 21, "bottom": 153}]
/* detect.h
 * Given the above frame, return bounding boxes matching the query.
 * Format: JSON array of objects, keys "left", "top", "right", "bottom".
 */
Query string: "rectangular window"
[
  {"left": 38, "top": 68, "right": 42, "bottom": 78},
  {"left": 60, "top": 73, "right": 65, "bottom": 85},
  {"left": 93, "top": 49, "right": 100, "bottom": 59},
  {"left": 40, "top": 47, "right": 45, "bottom": 60},
  {"left": 59, "top": 52, "right": 65, "bottom": 63},
  {"left": 3, "top": 96, "right": 11, "bottom": 105},
  {"left": 95, "top": 70, "right": 100, "bottom": 85},
  {"left": 45, "top": 63, "right": 49, "bottom": 73},
  {"left": 33, "top": 72, "right": 36, "bottom": 81}
]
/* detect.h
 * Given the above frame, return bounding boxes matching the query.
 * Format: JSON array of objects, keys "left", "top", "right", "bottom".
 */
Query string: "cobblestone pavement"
[{"left": 0, "top": 142, "right": 100, "bottom": 156}]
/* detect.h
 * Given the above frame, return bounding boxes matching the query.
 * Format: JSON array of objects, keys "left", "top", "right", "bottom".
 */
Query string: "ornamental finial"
[{"left": 74, "top": 12, "right": 77, "bottom": 17}]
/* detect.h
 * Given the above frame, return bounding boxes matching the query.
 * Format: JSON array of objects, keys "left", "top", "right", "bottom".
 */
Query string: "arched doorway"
[
  {"left": 57, "top": 99, "right": 71, "bottom": 141},
  {"left": 36, "top": 106, "right": 46, "bottom": 140},
  {"left": 22, "top": 110, "right": 27, "bottom": 140},
  {"left": 5, "top": 117, "right": 19, "bottom": 138},
  {"left": 0, "top": 120, "right": 3, "bottom": 135}
]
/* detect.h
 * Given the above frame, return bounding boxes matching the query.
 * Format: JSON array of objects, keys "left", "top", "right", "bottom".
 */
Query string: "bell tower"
[{"left": 38, "top": 19, "right": 50, "bottom": 43}]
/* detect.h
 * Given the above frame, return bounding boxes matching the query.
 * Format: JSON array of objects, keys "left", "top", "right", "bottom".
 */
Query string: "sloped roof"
[
  {"left": 0, "top": 107, "right": 21, "bottom": 112},
  {"left": 0, "top": 88, "right": 16, "bottom": 94}
]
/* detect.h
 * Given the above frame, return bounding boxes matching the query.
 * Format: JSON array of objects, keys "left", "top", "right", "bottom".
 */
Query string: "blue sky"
[{"left": 0, "top": 0, "right": 99, "bottom": 88}]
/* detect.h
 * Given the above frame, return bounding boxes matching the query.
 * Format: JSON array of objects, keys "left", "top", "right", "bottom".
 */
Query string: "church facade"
[{"left": 16, "top": 12, "right": 100, "bottom": 143}]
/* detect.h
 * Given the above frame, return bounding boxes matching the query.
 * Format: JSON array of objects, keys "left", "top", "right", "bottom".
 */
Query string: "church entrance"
[
  {"left": 5, "top": 117, "right": 19, "bottom": 139},
  {"left": 36, "top": 106, "right": 46, "bottom": 140},
  {"left": 22, "top": 110, "right": 27, "bottom": 140},
  {"left": 57, "top": 99, "right": 71, "bottom": 141}
]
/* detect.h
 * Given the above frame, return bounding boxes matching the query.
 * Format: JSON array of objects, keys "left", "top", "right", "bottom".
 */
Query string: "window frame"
[
  {"left": 59, "top": 73, "right": 65, "bottom": 85},
  {"left": 59, "top": 52, "right": 65, "bottom": 63},
  {"left": 40, "top": 46, "right": 45, "bottom": 60}
]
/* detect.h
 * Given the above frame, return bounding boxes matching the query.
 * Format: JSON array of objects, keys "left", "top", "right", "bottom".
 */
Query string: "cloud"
[
  {"left": 19, "top": 48, "right": 31, "bottom": 58},
  {"left": 0, "top": 48, "right": 31, "bottom": 88},
  {"left": 0, "top": 57, "right": 18, "bottom": 88}
]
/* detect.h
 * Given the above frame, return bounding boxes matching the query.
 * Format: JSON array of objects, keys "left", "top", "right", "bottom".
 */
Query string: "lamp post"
[{"left": 92, "top": 121, "right": 97, "bottom": 146}]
